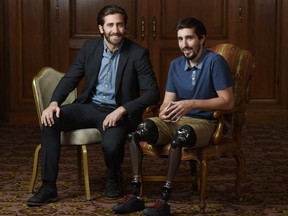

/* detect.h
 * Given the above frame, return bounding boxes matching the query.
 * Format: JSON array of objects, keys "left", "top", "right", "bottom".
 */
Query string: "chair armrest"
[
  {"left": 213, "top": 101, "right": 246, "bottom": 118},
  {"left": 211, "top": 101, "right": 247, "bottom": 145}
]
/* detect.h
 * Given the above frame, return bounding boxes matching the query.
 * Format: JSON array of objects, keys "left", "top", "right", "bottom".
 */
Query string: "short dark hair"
[
  {"left": 97, "top": 5, "right": 128, "bottom": 26},
  {"left": 175, "top": 17, "right": 207, "bottom": 40}
]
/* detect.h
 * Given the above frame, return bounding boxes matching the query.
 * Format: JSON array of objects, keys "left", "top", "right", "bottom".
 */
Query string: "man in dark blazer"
[{"left": 27, "top": 5, "right": 160, "bottom": 206}]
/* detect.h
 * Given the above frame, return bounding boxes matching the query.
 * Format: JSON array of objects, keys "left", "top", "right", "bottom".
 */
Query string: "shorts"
[{"left": 149, "top": 116, "right": 216, "bottom": 148}]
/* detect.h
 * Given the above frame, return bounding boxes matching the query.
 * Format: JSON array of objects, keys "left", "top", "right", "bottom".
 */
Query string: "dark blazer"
[{"left": 51, "top": 37, "right": 160, "bottom": 128}]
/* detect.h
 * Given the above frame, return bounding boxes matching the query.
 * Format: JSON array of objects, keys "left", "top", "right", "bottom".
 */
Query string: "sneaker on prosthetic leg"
[
  {"left": 143, "top": 125, "right": 196, "bottom": 216},
  {"left": 143, "top": 185, "right": 171, "bottom": 216},
  {"left": 112, "top": 181, "right": 145, "bottom": 213}
]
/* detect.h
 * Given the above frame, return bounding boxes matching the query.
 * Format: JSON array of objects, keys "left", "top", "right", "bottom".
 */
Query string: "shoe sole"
[
  {"left": 104, "top": 195, "right": 122, "bottom": 200},
  {"left": 113, "top": 206, "right": 145, "bottom": 214},
  {"left": 112, "top": 197, "right": 145, "bottom": 213},
  {"left": 27, "top": 197, "right": 58, "bottom": 207}
]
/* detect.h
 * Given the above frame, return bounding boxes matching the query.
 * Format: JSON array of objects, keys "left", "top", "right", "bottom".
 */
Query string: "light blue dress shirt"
[{"left": 92, "top": 42, "right": 122, "bottom": 108}]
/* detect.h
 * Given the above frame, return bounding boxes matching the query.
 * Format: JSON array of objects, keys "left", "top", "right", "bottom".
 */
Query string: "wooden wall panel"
[
  {"left": 21, "top": 1, "right": 48, "bottom": 99},
  {"left": 246, "top": 0, "right": 288, "bottom": 123},
  {"left": 250, "top": 0, "right": 277, "bottom": 101},
  {"left": 69, "top": 0, "right": 143, "bottom": 49},
  {"left": 2, "top": 0, "right": 288, "bottom": 124},
  {"left": 71, "top": 0, "right": 137, "bottom": 38},
  {"left": 6, "top": 0, "right": 48, "bottom": 122},
  {"left": 158, "top": 50, "right": 180, "bottom": 96},
  {"left": 48, "top": 0, "right": 70, "bottom": 73},
  {"left": 280, "top": 0, "right": 288, "bottom": 109},
  {"left": 160, "top": 0, "right": 228, "bottom": 40},
  {"left": 0, "top": 0, "right": 6, "bottom": 121}
]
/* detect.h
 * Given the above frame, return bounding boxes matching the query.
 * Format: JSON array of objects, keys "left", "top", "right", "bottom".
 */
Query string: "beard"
[
  {"left": 182, "top": 43, "right": 201, "bottom": 60},
  {"left": 184, "top": 51, "right": 197, "bottom": 60},
  {"left": 103, "top": 31, "right": 124, "bottom": 47}
]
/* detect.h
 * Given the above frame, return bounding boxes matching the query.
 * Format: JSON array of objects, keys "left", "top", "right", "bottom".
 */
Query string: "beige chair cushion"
[{"left": 61, "top": 128, "right": 102, "bottom": 145}]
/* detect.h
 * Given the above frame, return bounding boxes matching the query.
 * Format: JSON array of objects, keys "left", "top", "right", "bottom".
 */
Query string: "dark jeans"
[{"left": 40, "top": 103, "right": 129, "bottom": 182}]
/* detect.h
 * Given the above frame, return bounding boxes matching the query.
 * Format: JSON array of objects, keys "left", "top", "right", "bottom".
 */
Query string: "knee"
[
  {"left": 133, "top": 119, "right": 159, "bottom": 144},
  {"left": 102, "top": 139, "right": 124, "bottom": 158},
  {"left": 171, "top": 125, "right": 197, "bottom": 149}
]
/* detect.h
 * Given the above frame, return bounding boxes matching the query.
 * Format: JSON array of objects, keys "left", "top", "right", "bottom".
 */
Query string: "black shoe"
[
  {"left": 27, "top": 184, "right": 57, "bottom": 206},
  {"left": 143, "top": 199, "right": 171, "bottom": 216},
  {"left": 105, "top": 177, "right": 122, "bottom": 199},
  {"left": 112, "top": 194, "right": 145, "bottom": 213}
]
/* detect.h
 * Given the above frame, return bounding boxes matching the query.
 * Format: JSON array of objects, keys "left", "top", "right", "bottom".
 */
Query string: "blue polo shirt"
[{"left": 166, "top": 49, "right": 232, "bottom": 119}]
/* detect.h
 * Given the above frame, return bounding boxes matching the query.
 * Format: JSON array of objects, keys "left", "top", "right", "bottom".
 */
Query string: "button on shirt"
[
  {"left": 185, "top": 62, "right": 197, "bottom": 86},
  {"left": 92, "top": 42, "right": 122, "bottom": 107}
]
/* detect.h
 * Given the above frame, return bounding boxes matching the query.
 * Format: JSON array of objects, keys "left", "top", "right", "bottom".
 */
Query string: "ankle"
[
  {"left": 161, "top": 183, "right": 172, "bottom": 201},
  {"left": 42, "top": 180, "right": 56, "bottom": 188},
  {"left": 131, "top": 179, "right": 141, "bottom": 196}
]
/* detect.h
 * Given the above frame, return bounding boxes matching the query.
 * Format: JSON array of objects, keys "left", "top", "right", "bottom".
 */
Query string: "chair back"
[
  {"left": 32, "top": 67, "right": 77, "bottom": 128},
  {"left": 210, "top": 44, "right": 254, "bottom": 146}
]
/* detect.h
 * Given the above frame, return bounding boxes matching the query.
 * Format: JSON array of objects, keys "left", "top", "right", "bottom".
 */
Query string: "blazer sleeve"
[
  {"left": 50, "top": 39, "right": 102, "bottom": 105},
  {"left": 120, "top": 44, "right": 160, "bottom": 117}
]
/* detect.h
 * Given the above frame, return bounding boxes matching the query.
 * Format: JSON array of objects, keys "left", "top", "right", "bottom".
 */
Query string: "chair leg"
[
  {"left": 138, "top": 156, "right": 144, "bottom": 197},
  {"left": 199, "top": 159, "right": 207, "bottom": 214},
  {"left": 189, "top": 160, "right": 199, "bottom": 194},
  {"left": 77, "top": 147, "right": 82, "bottom": 185},
  {"left": 235, "top": 150, "right": 245, "bottom": 201},
  {"left": 29, "top": 144, "right": 41, "bottom": 193},
  {"left": 139, "top": 171, "right": 144, "bottom": 197},
  {"left": 81, "top": 145, "right": 91, "bottom": 201}
]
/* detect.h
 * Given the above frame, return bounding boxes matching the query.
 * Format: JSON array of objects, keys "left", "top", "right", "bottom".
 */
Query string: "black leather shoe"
[
  {"left": 105, "top": 177, "right": 122, "bottom": 199},
  {"left": 112, "top": 194, "right": 145, "bottom": 213},
  {"left": 27, "top": 185, "right": 57, "bottom": 206}
]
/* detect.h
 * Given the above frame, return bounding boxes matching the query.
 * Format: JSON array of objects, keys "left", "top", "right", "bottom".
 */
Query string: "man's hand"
[
  {"left": 102, "top": 106, "right": 126, "bottom": 131},
  {"left": 41, "top": 101, "right": 60, "bottom": 127},
  {"left": 159, "top": 100, "right": 192, "bottom": 122}
]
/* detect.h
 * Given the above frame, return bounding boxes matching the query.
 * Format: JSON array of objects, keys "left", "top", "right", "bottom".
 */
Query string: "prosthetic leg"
[
  {"left": 161, "top": 124, "right": 197, "bottom": 201},
  {"left": 127, "top": 119, "right": 159, "bottom": 196}
]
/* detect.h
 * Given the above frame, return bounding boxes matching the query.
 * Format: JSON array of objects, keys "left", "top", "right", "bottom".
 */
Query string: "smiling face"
[
  {"left": 177, "top": 27, "right": 205, "bottom": 64},
  {"left": 98, "top": 13, "right": 126, "bottom": 52}
]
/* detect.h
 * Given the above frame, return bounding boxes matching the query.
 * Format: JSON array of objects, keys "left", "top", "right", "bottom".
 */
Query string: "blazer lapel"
[
  {"left": 115, "top": 39, "right": 129, "bottom": 94},
  {"left": 89, "top": 39, "right": 104, "bottom": 91}
]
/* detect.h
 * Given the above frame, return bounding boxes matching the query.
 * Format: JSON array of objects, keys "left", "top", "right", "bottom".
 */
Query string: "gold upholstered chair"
[
  {"left": 29, "top": 67, "right": 102, "bottom": 200},
  {"left": 139, "top": 44, "right": 254, "bottom": 213}
]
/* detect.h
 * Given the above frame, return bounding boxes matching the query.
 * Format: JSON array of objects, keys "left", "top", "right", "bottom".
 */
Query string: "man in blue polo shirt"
[{"left": 112, "top": 17, "right": 234, "bottom": 216}]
